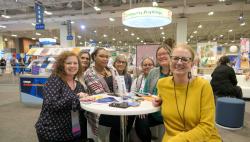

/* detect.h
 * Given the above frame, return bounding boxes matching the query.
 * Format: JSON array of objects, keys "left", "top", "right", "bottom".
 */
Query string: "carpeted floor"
[{"left": 0, "top": 74, "right": 249, "bottom": 142}]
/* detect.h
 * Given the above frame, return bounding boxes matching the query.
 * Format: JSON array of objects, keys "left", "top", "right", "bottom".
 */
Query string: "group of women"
[{"left": 35, "top": 43, "right": 222, "bottom": 142}]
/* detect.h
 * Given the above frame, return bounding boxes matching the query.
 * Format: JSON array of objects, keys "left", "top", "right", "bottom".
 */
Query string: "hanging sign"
[
  {"left": 66, "top": 20, "right": 74, "bottom": 40},
  {"left": 35, "top": 1, "right": 45, "bottom": 30}
]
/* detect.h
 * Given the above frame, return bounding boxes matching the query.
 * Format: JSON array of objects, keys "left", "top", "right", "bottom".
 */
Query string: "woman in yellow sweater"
[{"left": 153, "top": 44, "right": 221, "bottom": 142}]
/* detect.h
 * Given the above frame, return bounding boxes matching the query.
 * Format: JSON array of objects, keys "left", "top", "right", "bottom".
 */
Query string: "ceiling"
[{"left": 0, "top": 0, "right": 250, "bottom": 48}]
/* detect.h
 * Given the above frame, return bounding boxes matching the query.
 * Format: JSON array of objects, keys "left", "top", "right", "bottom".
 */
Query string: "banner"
[
  {"left": 66, "top": 20, "right": 74, "bottom": 40},
  {"left": 35, "top": 1, "right": 45, "bottom": 30}
]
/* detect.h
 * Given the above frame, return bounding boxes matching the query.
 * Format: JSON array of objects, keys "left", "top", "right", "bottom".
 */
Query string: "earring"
[{"left": 188, "top": 72, "right": 192, "bottom": 79}]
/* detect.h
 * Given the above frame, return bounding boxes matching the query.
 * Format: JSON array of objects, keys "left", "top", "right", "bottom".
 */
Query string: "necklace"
[
  {"left": 173, "top": 77, "right": 189, "bottom": 130},
  {"left": 67, "top": 80, "right": 75, "bottom": 90}
]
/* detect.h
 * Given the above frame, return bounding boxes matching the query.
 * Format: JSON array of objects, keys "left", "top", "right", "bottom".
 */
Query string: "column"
[
  {"left": 59, "top": 24, "right": 76, "bottom": 48},
  {"left": 176, "top": 18, "right": 187, "bottom": 44},
  {"left": 0, "top": 34, "right": 3, "bottom": 51}
]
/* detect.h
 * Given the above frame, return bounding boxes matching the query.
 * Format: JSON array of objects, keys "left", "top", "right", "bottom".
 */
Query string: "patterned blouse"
[{"left": 35, "top": 75, "right": 85, "bottom": 141}]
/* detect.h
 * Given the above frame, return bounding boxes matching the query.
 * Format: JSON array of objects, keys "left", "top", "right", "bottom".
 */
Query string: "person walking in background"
[
  {"left": 153, "top": 44, "right": 221, "bottom": 142},
  {"left": 19, "top": 58, "right": 25, "bottom": 74},
  {"left": 35, "top": 51, "right": 93, "bottom": 142},
  {"left": 135, "top": 45, "right": 171, "bottom": 142},
  {"left": 10, "top": 56, "right": 17, "bottom": 76},
  {"left": 0, "top": 57, "right": 6, "bottom": 74},
  {"left": 113, "top": 55, "right": 132, "bottom": 92},
  {"left": 211, "top": 55, "right": 242, "bottom": 99}
]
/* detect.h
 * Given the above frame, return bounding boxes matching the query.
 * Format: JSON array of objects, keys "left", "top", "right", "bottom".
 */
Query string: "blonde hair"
[{"left": 173, "top": 44, "right": 195, "bottom": 61}]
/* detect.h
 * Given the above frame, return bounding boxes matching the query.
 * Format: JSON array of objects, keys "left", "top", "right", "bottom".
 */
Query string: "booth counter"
[{"left": 19, "top": 74, "right": 50, "bottom": 105}]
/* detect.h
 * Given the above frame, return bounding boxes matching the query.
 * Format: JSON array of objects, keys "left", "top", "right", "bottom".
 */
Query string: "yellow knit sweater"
[{"left": 157, "top": 76, "right": 221, "bottom": 142}]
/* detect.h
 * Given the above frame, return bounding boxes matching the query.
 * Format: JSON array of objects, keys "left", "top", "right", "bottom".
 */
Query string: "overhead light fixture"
[
  {"left": 193, "top": 31, "right": 197, "bottom": 34},
  {"left": 112, "top": 38, "right": 116, "bottom": 41},
  {"left": 4, "top": 38, "right": 8, "bottom": 41},
  {"left": 161, "top": 32, "right": 165, "bottom": 35},
  {"left": 124, "top": 28, "right": 128, "bottom": 31},
  {"left": 80, "top": 42, "right": 83, "bottom": 45},
  {"left": 219, "top": 0, "right": 225, "bottom": 2},
  {"left": 11, "top": 34, "right": 17, "bottom": 37},
  {"left": 240, "top": 22, "right": 246, "bottom": 26},
  {"left": 131, "top": 33, "right": 135, "bottom": 36},
  {"left": 44, "top": 10, "right": 53, "bottom": 15},
  {"left": 122, "top": 7, "right": 172, "bottom": 28},
  {"left": 220, "top": 34, "right": 224, "bottom": 37},
  {"left": 198, "top": 25, "right": 202, "bottom": 28},
  {"left": 31, "top": 23, "right": 36, "bottom": 26},
  {"left": 99, "top": 41, "right": 102, "bottom": 44},
  {"left": 152, "top": 2, "right": 158, "bottom": 7},
  {"left": 109, "top": 18, "right": 115, "bottom": 22},
  {"left": 94, "top": 30, "right": 97, "bottom": 33},
  {"left": 160, "top": 27, "right": 164, "bottom": 30},
  {"left": 190, "top": 35, "right": 194, "bottom": 38},
  {"left": 94, "top": 6, "right": 101, "bottom": 11},
  {"left": 36, "top": 32, "right": 41, "bottom": 36},
  {"left": 80, "top": 25, "right": 85, "bottom": 29},
  {"left": 0, "top": 25, "right": 6, "bottom": 28},
  {"left": 228, "top": 29, "right": 233, "bottom": 32},
  {"left": 208, "top": 11, "right": 214, "bottom": 16},
  {"left": 162, "top": 36, "right": 166, "bottom": 39},
  {"left": 71, "top": 21, "right": 75, "bottom": 24},
  {"left": 1, "top": 14, "right": 11, "bottom": 18},
  {"left": 136, "top": 37, "right": 140, "bottom": 40},
  {"left": 32, "top": 38, "right": 36, "bottom": 40},
  {"left": 77, "top": 35, "right": 82, "bottom": 39},
  {"left": 103, "top": 34, "right": 107, "bottom": 37},
  {"left": 140, "top": 40, "right": 143, "bottom": 43},
  {"left": 213, "top": 38, "right": 217, "bottom": 41}
]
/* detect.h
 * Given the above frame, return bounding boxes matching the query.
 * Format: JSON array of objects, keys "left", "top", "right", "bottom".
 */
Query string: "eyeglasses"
[
  {"left": 142, "top": 64, "right": 153, "bottom": 67},
  {"left": 170, "top": 56, "right": 192, "bottom": 63},
  {"left": 116, "top": 60, "right": 127, "bottom": 65}
]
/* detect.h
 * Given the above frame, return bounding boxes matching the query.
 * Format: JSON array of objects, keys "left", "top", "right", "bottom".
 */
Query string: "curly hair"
[{"left": 52, "top": 51, "right": 83, "bottom": 82}]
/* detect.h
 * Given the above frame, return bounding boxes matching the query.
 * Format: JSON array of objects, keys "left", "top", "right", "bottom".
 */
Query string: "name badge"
[{"left": 71, "top": 110, "right": 81, "bottom": 137}]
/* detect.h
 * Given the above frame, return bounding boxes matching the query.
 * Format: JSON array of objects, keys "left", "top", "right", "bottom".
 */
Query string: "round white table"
[{"left": 80, "top": 94, "right": 160, "bottom": 142}]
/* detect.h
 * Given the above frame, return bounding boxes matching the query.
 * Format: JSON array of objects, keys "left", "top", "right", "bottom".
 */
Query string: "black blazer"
[
  {"left": 211, "top": 64, "right": 238, "bottom": 97},
  {"left": 35, "top": 75, "right": 85, "bottom": 141}
]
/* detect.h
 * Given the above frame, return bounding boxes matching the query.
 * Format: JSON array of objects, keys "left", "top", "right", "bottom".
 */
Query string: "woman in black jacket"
[
  {"left": 211, "top": 55, "right": 242, "bottom": 98},
  {"left": 35, "top": 51, "right": 93, "bottom": 142}
]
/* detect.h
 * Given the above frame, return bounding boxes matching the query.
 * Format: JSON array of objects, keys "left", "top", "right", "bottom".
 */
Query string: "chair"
[{"left": 216, "top": 97, "right": 245, "bottom": 130}]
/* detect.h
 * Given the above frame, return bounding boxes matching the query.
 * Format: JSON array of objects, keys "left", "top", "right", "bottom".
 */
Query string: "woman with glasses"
[
  {"left": 134, "top": 45, "right": 171, "bottom": 142},
  {"left": 113, "top": 55, "right": 132, "bottom": 92},
  {"left": 153, "top": 44, "right": 221, "bottom": 141}
]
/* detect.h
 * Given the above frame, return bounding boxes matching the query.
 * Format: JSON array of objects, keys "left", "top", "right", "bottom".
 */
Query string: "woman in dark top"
[
  {"left": 113, "top": 55, "right": 132, "bottom": 92},
  {"left": 211, "top": 55, "right": 242, "bottom": 98},
  {"left": 83, "top": 48, "right": 134, "bottom": 142},
  {"left": 35, "top": 51, "right": 93, "bottom": 142}
]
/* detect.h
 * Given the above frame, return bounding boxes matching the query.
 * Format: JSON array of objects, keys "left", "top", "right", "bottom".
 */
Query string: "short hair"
[
  {"left": 113, "top": 55, "right": 128, "bottom": 75},
  {"left": 78, "top": 49, "right": 91, "bottom": 68},
  {"left": 141, "top": 57, "right": 155, "bottom": 67},
  {"left": 53, "top": 51, "right": 83, "bottom": 82},
  {"left": 219, "top": 56, "right": 230, "bottom": 65},
  {"left": 91, "top": 47, "right": 106, "bottom": 61},
  {"left": 173, "top": 44, "right": 195, "bottom": 61}
]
